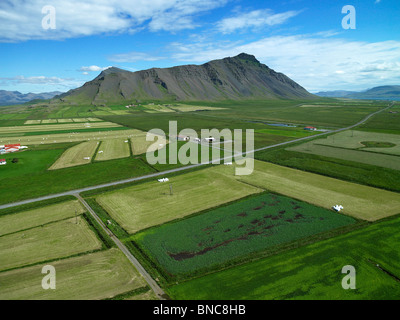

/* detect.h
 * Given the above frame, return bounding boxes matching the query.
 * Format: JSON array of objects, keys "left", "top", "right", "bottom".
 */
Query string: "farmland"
[
  {"left": 0, "top": 122, "right": 122, "bottom": 135},
  {"left": 286, "top": 130, "right": 400, "bottom": 170},
  {"left": 0, "top": 249, "right": 147, "bottom": 300},
  {"left": 217, "top": 160, "right": 400, "bottom": 221},
  {"left": 95, "top": 139, "right": 131, "bottom": 161},
  {"left": 49, "top": 141, "right": 99, "bottom": 170},
  {"left": 0, "top": 128, "right": 145, "bottom": 146},
  {"left": 132, "top": 193, "right": 356, "bottom": 275},
  {"left": 0, "top": 216, "right": 102, "bottom": 271},
  {"left": 95, "top": 168, "right": 263, "bottom": 234},
  {"left": 131, "top": 133, "right": 169, "bottom": 156},
  {"left": 0, "top": 200, "right": 85, "bottom": 236},
  {"left": 167, "top": 214, "right": 400, "bottom": 300}
]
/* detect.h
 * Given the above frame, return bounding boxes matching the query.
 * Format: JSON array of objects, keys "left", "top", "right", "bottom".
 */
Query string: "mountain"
[
  {"left": 55, "top": 53, "right": 314, "bottom": 105},
  {"left": 316, "top": 86, "right": 400, "bottom": 100},
  {"left": 0, "top": 90, "right": 63, "bottom": 106}
]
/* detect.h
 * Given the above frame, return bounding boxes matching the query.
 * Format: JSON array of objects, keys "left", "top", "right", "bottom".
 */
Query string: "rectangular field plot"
[
  {"left": 168, "top": 215, "right": 400, "bottom": 300},
  {"left": 225, "top": 160, "right": 400, "bottom": 221},
  {"left": 0, "top": 249, "right": 147, "bottom": 300},
  {"left": 72, "top": 118, "right": 89, "bottom": 122},
  {"left": 286, "top": 130, "right": 400, "bottom": 170},
  {"left": 0, "top": 128, "right": 144, "bottom": 146},
  {"left": 0, "top": 217, "right": 103, "bottom": 272},
  {"left": 133, "top": 193, "right": 356, "bottom": 275},
  {"left": 169, "top": 104, "right": 227, "bottom": 112},
  {"left": 0, "top": 200, "right": 85, "bottom": 236},
  {"left": 0, "top": 122, "right": 122, "bottom": 135},
  {"left": 41, "top": 119, "right": 58, "bottom": 124},
  {"left": 96, "top": 168, "right": 263, "bottom": 234},
  {"left": 24, "top": 120, "right": 42, "bottom": 125},
  {"left": 57, "top": 118, "right": 74, "bottom": 123},
  {"left": 95, "top": 139, "right": 130, "bottom": 161},
  {"left": 131, "top": 133, "right": 169, "bottom": 155},
  {"left": 49, "top": 141, "right": 98, "bottom": 170}
]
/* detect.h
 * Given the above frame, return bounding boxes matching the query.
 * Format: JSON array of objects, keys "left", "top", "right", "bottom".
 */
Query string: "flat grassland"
[
  {"left": 96, "top": 168, "right": 263, "bottom": 234},
  {"left": 167, "top": 215, "right": 400, "bottom": 300},
  {"left": 49, "top": 141, "right": 99, "bottom": 170},
  {"left": 0, "top": 200, "right": 85, "bottom": 236},
  {"left": 308, "top": 130, "right": 400, "bottom": 156},
  {"left": 95, "top": 139, "right": 131, "bottom": 161},
  {"left": 0, "top": 128, "right": 145, "bottom": 146},
  {"left": 168, "top": 104, "right": 227, "bottom": 112},
  {"left": 0, "top": 249, "right": 147, "bottom": 300},
  {"left": 131, "top": 133, "right": 169, "bottom": 155},
  {"left": 0, "top": 216, "right": 103, "bottom": 271},
  {"left": 228, "top": 160, "right": 400, "bottom": 221},
  {"left": 0, "top": 122, "right": 121, "bottom": 135},
  {"left": 133, "top": 193, "right": 355, "bottom": 275}
]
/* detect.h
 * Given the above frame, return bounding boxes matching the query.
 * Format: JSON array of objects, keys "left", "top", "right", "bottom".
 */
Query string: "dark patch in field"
[{"left": 237, "top": 212, "right": 247, "bottom": 217}]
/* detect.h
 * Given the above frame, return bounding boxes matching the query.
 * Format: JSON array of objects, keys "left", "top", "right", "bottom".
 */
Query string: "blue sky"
[{"left": 0, "top": 0, "right": 399, "bottom": 93}]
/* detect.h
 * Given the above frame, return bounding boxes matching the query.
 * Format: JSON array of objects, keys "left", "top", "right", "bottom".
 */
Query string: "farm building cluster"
[{"left": 0, "top": 144, "right": 28, "bottom": 154}]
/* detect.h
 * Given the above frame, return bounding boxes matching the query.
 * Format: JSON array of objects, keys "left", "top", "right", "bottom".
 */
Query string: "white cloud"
[
  {"left": 0, "top": 0, "right": 228, "bottom": 41},
  {"left": 79, "top": 66, "right": 111, "bottom": 73},
  {"left": 217, "top": 9, "right": 300, "bottom": 34},
  {"left": 169, "top": 35, "right": 400, "bottom": 92}
]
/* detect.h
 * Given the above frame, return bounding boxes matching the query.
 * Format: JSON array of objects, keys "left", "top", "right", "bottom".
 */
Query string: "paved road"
[
  {"left": 0, "top": 103, "right": 393, "bottom": 211},
  {"left": 75, "top": 194, "right": 167, "bottom": 300}
]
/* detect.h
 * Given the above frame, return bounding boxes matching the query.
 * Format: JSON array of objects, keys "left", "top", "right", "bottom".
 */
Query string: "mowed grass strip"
[
  {"left": 24, "top": 120, "right": 42, "bottom": 125},
  {"left": 219, "top": 160, "right": 400, "bottom": 221},
  {"left": 0, "top": 122, "right": 122, "bottom": 135},
  {"left": 0, "top": 201, "right": 85, "bottom": 236},
  {"left": 0, "top": 249, "right": 147, "bottom": 300},
  {"left": 167, "top": 215, "right": 400, "bottom": 300},
  {"left": 131, "top": 133, "right": 169, "bottom": 155},
  {"left": 96, "top": 169, "right": 263, "bottom": 234},
  {"left": 49, "top": 141, "right": 99, "bottom": 170},
  {"left": 95, "top": 139, "right": 130, "bottom": 161},
  {"left": 0, "top": 128, "right": 145, "bottom": 146},
  {"left": 0, "top": 217, "right": 103, "bottom": 271}
]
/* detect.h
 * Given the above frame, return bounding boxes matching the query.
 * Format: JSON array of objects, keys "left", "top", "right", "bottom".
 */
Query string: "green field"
[
  {"left": 218, "top": 160, "right": 400, "bottom": 221},
  {"left": 131, "top": 133, "right": 169, "bottom": 155},
  {"left": 95, "top": 167, "right": 263, "bottom": 234},
  {"left": 95, "top": 139, "right": 131, "bottom": 161},
  {"left": 0, "top": 249, "right": 147, "bottom": 300},
  {"left": 49, "top": 141, "right": 99, "bottom": 170},
  {"left": 133, "top": 193, "right": 356, "bottom": 275},
  {"left": 167, "top": 215, "right": 400, "bottom": 300},
  {"left": 0, "top": 200, "right": 85, "bottom": 236},
  {"left": 0, "top": 216, "right": 103, "bottom": 271},
  {"left": 0, "top": 128, "right": 144, "bottom": 146},
  {"left": 0, "top": 122, "right": 121, "bottom": 135}
]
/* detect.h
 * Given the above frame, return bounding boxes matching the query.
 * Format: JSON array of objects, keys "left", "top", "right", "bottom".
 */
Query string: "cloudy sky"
[{"left": 0, "top": 0, "right": 399, "bottom": 93}]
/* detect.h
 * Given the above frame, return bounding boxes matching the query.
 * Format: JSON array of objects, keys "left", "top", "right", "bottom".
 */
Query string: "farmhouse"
[
  {"left": 304, "top": 126, "right": 317, "bottom": 131},
  {"left": 0, "top": 159, "right": 6, "bottom": 165}
]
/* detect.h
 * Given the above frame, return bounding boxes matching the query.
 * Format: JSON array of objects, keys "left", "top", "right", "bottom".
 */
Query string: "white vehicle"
[{"left": 332, "top": 205, "right": 344, "bottom": 212}]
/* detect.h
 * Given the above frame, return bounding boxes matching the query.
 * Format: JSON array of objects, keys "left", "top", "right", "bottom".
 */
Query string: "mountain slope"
[
  {"left": 316, "top": 86, "right": 400, "bottom": 100},
  {"left": 0, "top": 90, "right": 62, "bottom": 106},
  {"left": 55, "top": 53, "right": 314, "bottom": 105}
]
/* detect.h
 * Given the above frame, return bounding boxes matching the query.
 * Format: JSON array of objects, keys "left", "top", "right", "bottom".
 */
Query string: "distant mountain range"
[
  {"left": 316, "top": 86, "right": 400, "bottom": 100},
  {"left": 54, "top": 53, "right": 314, "bottom": 105},
  {"left": 0, "top": 90, "right": 63, "bottom": 106}
]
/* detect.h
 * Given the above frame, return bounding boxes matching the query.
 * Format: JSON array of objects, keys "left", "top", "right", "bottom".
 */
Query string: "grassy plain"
[
  {"left": 133, "top": 193, "right": 356, "bottom": 275},
  {"left": 0, "top": 200, "right": 85, "bottom": 236},
  {"left": 0, "top": 122, "right": 121, "bottom": 135},
  {"left": 49, "top": 141, "right": 99, "bottom": 170},
  {"left": 167, "top": 215, "right": 400, "bottom": 300},
  {"left": 95, "top": 139, "right": 130, "bottom": 161},
  {"left": 131, "top": 133, "right": 169, "bottom": 155},
  {"left": 218, "top": 160, "right": 400, "bottom": 221},
  {"left": 95, "top": 168, "right": 263, "bottom": 234},
  {"left": 0, "top": 217, "right": 103, "bottom": 271},
  {"left": 0, "top": 249, "right": 147, "bottom": 300}
]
